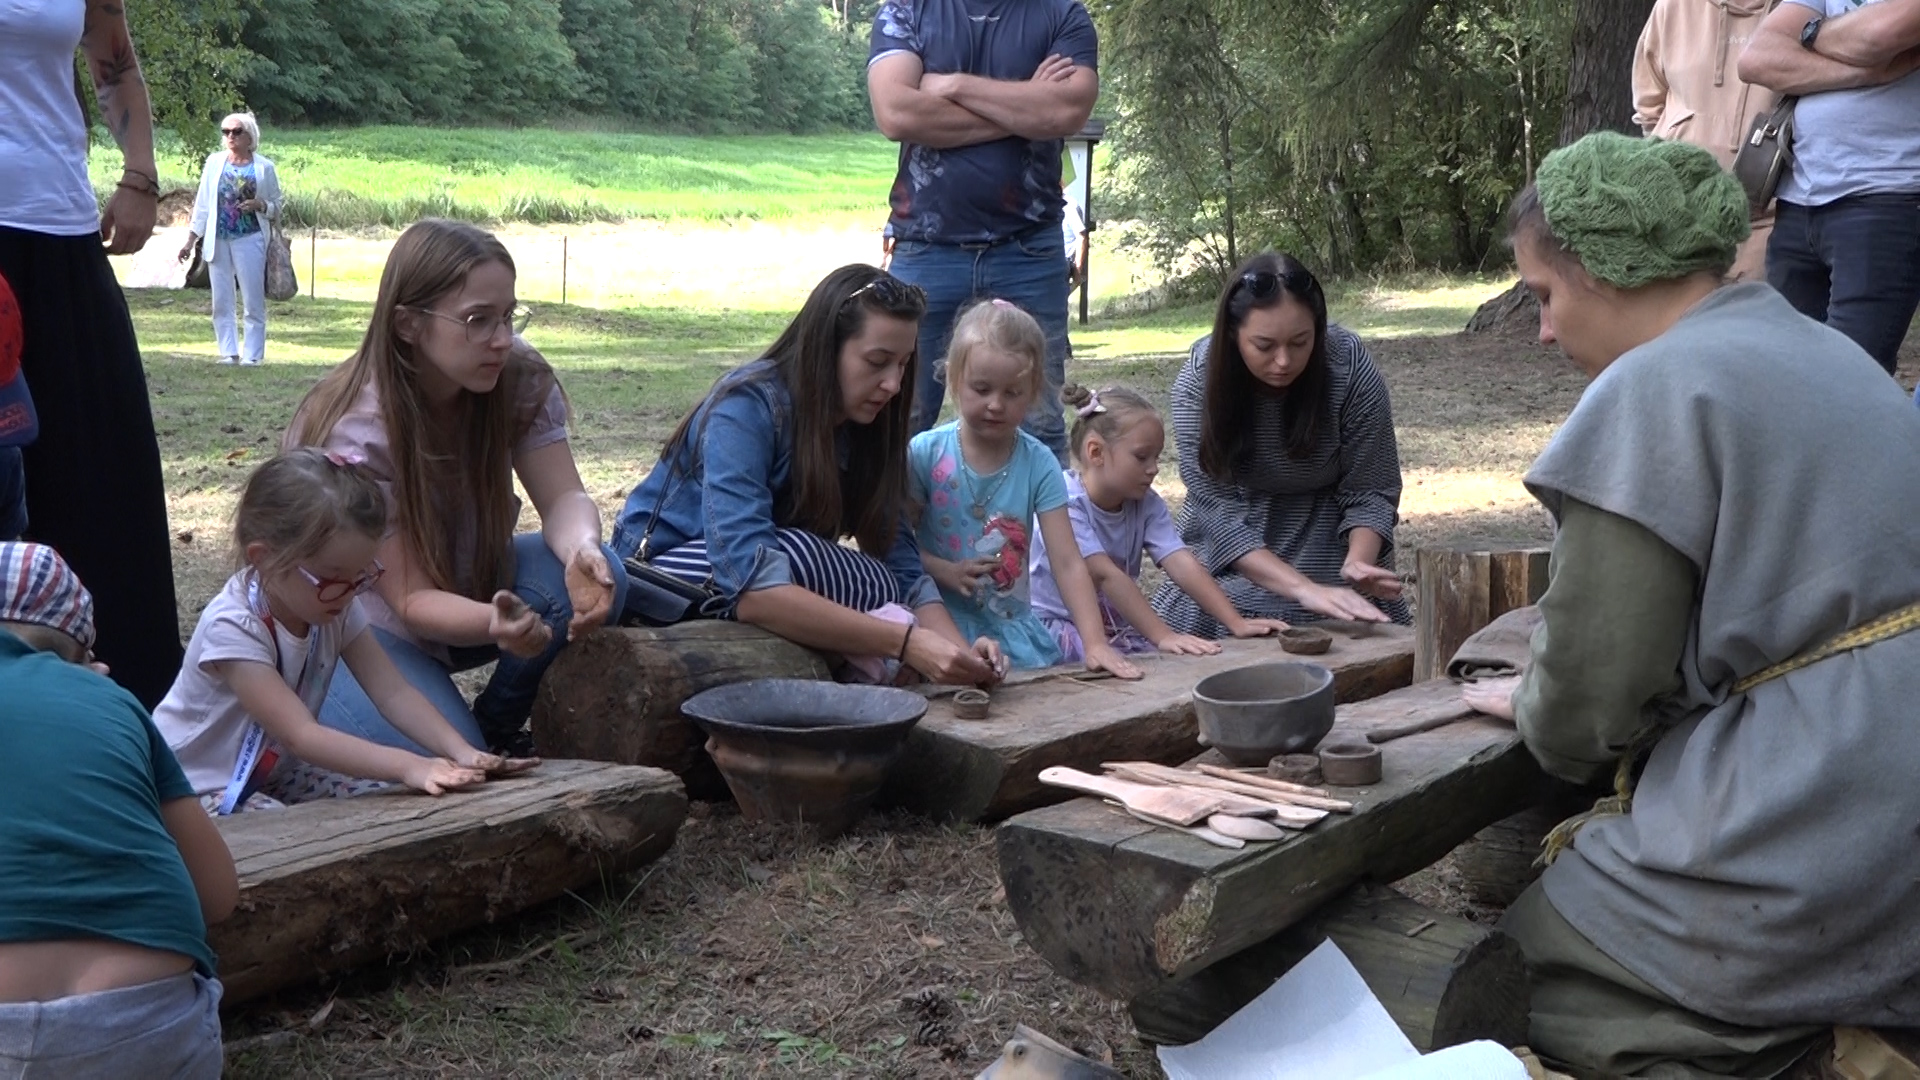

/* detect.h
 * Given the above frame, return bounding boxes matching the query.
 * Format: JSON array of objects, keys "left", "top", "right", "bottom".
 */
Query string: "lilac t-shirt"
[{"left": 1029, "top": 470, "right": 1186, "bottom": 624}]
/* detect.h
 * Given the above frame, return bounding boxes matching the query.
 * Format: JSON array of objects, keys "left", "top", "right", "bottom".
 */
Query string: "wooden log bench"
[
  {"left": 533, "top": 621, "right": 1416, "bottom": 822},
  {"left": 996, "top": 676, "right": 1543, "bottom": 1005},
  {"left": 1128, "top": 883, "right": 1530, "bottom": 1050},
  {"left": 884, "top": 624, "right": 1416, "bottom": 821},
  {"left": 211, "top": 759, "right": 687, "bottom": 1006}
]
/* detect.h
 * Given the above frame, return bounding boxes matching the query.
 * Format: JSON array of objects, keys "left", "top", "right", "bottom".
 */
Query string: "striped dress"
[{"left": 1150, "top": 326, "right": 1411, "bottom": 634}]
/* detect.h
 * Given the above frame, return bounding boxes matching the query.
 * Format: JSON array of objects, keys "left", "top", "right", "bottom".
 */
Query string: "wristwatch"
[{"left": 1800, "top": 16, "right": 1824, "bottom": 50}]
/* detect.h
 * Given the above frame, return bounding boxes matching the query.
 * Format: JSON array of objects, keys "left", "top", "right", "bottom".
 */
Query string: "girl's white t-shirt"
[{"left": 153, "top": 571, "right": 369, "bottom": 796}]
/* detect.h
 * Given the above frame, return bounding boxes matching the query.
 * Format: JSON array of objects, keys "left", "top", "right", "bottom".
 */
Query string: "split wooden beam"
[
  {"left": 532, "top": 620, "right": 1415, "bottom": 824},
  {"left": 883, "top": 623, "right": 1416, "bottom": 822},
  {"left": 1128, "top": 884, "right": 1530, "bottom": 1050},
  {"left": 1412, "top": 541, "right": 1550, "bottom": 683},
  {"left": 996, "top": 677, "right": 1542, "bottom": 1002},
  {"left": 211, "top": 760, "right": 687, "bottom": 1005}
]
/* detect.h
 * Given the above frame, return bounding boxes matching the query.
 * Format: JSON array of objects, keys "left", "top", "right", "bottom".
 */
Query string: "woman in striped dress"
[{"left": 1150, "top": 253, "right": 1410, "bottom": 634}]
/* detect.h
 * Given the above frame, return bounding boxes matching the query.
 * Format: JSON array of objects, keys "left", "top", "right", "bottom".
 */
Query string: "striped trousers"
[{"left": 648, "top": 528, "right": 902, "bottom": 614}]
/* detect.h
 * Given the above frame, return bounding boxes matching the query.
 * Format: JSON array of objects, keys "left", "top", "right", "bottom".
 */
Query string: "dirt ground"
[{"left": 216, "top": 319, "right": 1920, "bottom": 1078}]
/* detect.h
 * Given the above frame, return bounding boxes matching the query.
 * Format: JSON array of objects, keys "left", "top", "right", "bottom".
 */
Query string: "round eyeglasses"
[
  {"left": 411, "top": 304, "right": 534, "bottom": 343},
  {"left": 298, "top": 560, "right": 385, "bottom": 604}
]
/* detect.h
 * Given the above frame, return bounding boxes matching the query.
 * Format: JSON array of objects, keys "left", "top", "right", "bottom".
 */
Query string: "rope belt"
[{"left": 1539, "top": 598, "right": 1920, "bottom": 867}]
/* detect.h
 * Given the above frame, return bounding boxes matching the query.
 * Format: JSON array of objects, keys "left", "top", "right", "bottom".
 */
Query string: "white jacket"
[{"left": 187, "top": 151, "right": 282, "bottom": 263}]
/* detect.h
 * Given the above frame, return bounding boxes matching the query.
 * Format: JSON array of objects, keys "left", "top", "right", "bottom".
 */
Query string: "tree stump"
[
  {"left": 1413, "top": 542, "right": 1550, "bottom": 683},
  {"left": 531, "top": 623, "right": 832, "bottom": 799},
  {"left": 1128, "top": 884, "right": 1530, "bottom": 1050}
]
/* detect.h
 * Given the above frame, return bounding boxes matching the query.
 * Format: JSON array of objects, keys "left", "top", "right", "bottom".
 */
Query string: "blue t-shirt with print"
[
  {"left": 869, "top": 0, "right": 1098, "bottom": 245},
  {"left": 910, "top": 421, "right": 1068, "bottom": 668}
]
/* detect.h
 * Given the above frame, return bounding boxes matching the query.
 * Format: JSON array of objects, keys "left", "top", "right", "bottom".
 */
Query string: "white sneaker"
[
  {"left": 240, "top": 357, "right": 262, "bottom": 366},
  {"left": 217, "top": 355, "right": 240, "bottom": 366}
]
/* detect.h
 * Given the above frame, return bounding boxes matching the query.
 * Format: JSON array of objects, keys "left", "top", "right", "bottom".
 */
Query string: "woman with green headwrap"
[{"left": 1460, "top": 131, "right": 1920, "bottom": 1078}]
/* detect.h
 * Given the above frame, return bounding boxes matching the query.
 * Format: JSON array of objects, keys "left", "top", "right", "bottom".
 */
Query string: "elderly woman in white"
[{"left": 178, "top": 112, "right": 281, "bottom": 366}]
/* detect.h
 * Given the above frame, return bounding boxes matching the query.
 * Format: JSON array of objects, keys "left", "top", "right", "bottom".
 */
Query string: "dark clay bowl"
[
  {"left": 1191, "top": 661, "right": 1336, "bottom": 766},
  {"left": 680, "top": 679, "right": 928, "bottom": 837}
]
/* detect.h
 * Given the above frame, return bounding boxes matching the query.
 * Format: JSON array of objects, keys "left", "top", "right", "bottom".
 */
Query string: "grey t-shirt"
[{"left": 1778, "top": 0, "right": 1920, "bottom": 204}]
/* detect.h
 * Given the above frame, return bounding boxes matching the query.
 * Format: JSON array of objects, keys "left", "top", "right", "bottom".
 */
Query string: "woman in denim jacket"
[{"left": 615, "top": 265, "right": 1001, "bottom": 685}]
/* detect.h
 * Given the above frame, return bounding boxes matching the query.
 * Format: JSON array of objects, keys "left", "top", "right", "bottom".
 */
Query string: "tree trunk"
[
  {"left": 1470, "top": 0, "right": 1656, "bottom": 333},
  {"left": 1559, "top": 0, "right": 1657, "bottom": 145}
]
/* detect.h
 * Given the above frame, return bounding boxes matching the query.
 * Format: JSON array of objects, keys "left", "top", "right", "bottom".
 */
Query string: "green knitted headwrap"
[{"left": 1533, "top": 131, "right": 1750, "bottom": 289}]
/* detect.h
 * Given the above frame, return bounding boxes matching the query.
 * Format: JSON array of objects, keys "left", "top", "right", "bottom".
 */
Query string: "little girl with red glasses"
[{"left": 154, "top": 449, "right": 535, "bottom": 814}]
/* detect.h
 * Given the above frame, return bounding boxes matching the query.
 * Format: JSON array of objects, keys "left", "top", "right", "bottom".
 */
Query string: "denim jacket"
[{"left": 612, "top": 360, "right": 939, "bottom": 608}]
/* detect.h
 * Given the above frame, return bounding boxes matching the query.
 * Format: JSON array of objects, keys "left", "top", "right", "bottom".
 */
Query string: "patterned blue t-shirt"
[{"left": 869, "top": 0, "right": 1098, "bottom": 245}]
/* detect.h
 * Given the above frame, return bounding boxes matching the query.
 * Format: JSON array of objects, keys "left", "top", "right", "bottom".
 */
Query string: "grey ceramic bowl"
[{"left": 1191, "top": 661, "right": 1336, "bottom": 765}]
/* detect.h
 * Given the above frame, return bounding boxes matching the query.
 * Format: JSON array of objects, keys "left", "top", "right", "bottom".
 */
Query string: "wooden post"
[
  {"left": 1128, "top": 884, "right": 1530, "bottom": 1050},
  {"left": 1412, "top": 541, "right": 1549, "bottom": 683}
]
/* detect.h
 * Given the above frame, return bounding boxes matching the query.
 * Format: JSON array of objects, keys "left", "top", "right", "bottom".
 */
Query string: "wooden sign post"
[{"left": 1411, "top": 541, "right": 1550, "bottom": 683}]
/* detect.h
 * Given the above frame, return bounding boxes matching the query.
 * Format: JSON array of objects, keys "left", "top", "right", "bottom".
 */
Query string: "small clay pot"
[
  {"left": 1318, "top": 741, "right": 1384, "bottom": 786},
  {"left": 1278, "top": 627, "right": 1333, "bottom": 655},
  {"left": 953, "top": 688, "right": 992, "bottom": 721},
  {"left": 1267, "top": 753, "right": 1324, "bottom": 787}
]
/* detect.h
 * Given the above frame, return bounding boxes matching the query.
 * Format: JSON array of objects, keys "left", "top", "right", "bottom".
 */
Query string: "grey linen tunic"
[
  {"left": 1151, "top": 326, "right": 1410, "bottom": 633},
  {"left": 1523, "top": 283, "right": 1920, "bottom": 1029}
]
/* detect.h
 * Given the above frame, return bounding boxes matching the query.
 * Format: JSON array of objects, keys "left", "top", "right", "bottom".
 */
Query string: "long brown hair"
[
  {"left": 289, "top": 219, "right": 552, "bottom": 598},
  {"left": 1198, "top": 252, "right": 1332, "bottom": 479},
  {"left": 660, "top": 264, "right": 925, "bottom": 556}
]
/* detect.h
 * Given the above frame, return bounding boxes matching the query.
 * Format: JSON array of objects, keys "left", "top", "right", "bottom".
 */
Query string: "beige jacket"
[{"left": 1632, "top": 0, "right": 1779, "bottom": 165}]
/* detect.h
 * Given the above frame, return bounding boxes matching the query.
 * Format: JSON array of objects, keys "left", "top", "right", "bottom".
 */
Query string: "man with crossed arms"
[{"left": 867, "top": 0, "right": 1099, "bottom": 465}]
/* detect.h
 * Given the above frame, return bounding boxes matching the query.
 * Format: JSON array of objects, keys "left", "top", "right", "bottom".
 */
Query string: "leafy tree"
[{"left": 126, "top": 0, "right": 254, "bottom": 160}]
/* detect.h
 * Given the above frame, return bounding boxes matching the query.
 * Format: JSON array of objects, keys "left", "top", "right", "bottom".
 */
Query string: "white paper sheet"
[{"left": 1156, "top": 940, "right": 1529, "bottom": 1080}]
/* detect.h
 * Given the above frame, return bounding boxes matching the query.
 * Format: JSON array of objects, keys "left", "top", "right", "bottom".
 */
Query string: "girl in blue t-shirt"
[{"left": 910, "top": 299, "right": 1141, "bottom": 678}]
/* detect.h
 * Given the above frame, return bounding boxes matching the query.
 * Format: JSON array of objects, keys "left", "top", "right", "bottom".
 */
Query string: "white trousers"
[{"left": 208, "top": 230, "right": 267, "bottom": 362}]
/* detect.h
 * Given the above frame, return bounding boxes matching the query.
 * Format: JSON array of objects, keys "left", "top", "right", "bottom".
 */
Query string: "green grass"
[{"left": 100, "top": 127, "right": 899, "bottom": 228}]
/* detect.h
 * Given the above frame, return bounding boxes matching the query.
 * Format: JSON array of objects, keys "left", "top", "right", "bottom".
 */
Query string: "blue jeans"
[
  {"left": 0, "top": 447, "right": 23, "bottom": 541},
  {"left": 0, "top": 973, "right": 223, "bottom": 1080},
  {"left": 320, "top": 534, "right": 629, "bottom": 752},
  {"left": 890, "top": 226, "right": 1072, "bottom": 464},
  {"left": 1768, "top": 194, "right": 1920, "bottom": 376}
]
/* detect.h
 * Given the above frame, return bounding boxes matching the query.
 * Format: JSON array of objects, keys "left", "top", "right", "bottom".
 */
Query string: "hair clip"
[
  {"left": 1075, "top": 390, "right": 1106, "bottom": 418},
  {"left": 324, "top": 450, "right": 366, "bottom": 468}
]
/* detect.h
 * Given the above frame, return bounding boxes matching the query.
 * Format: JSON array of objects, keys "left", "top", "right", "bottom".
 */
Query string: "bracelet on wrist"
[
  {"left": 115, "top": 180, "right": 158, "bottom": 199},
  {"left": 896, "top": 624, "right": 914, "bottom": 663}
]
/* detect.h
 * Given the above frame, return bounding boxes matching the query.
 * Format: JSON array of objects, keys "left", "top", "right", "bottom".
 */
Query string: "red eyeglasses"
[{"left": 298, "top": 560, "right": 385, "bottom": 603}]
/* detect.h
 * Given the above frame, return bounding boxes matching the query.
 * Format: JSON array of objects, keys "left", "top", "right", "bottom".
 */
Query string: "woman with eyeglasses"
[
  {"left": 285, "top": 219, "right": 626, "bottom": 757},
  {"left": 1151, "top": 252, "right": 1409, "bottom": 636},
  {"left": 1457, "top": 133, "right": 1920, "bottom": 1078},
  {"left": 613, "top": 265, "right": 1003, "bottom": 686},
  {"left": 178, "top": 112, "right": 281, "bottom": 366}
]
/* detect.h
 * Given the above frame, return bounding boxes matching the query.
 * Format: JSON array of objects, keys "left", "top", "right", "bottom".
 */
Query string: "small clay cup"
[
  {"left": 1318, "top": 741, "right": 1383, "bottom": 786},
  {"left": 952, "top": 688, "right": 992, "bottom": 721},
  {"left": 1267, "top": 753, "right": 1324, "bottom": 786},
  {"left": 1278, "top": 627, "right": 1333, "bottom": 655}
]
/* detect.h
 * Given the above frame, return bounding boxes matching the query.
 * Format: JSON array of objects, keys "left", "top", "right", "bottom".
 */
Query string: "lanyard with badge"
[{"left": 216, "top": 576, "right": 315, "bottom": 814}]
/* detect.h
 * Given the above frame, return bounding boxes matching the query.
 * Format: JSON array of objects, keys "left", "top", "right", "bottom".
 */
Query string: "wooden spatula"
[
  {"left": 1119, "top": 805, "right": 1244, "bottom": 849},
  {"left": 1205, "top": 814, "right": 1287, "bottom": 842},
  {"left": 1039, "top": 766, "right": 1226, "bottom": 825}
]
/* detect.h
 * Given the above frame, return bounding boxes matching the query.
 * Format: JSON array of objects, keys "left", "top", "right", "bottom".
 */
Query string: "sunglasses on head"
[
  {"left": 844, "top": 274, "right": 926, "bottom": 310},
  {"left": 1237, "top": 268, "right": 1320, "bottom": 301}
]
